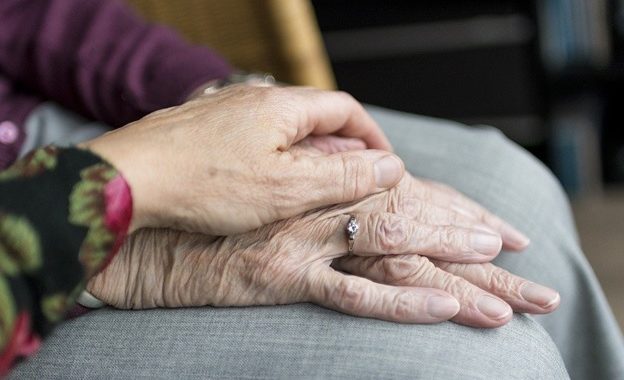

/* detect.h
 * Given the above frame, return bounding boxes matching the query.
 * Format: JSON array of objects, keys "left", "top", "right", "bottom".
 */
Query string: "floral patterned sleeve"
[{"left": 0, "top": 146, "right": 132, "bottom": 375}]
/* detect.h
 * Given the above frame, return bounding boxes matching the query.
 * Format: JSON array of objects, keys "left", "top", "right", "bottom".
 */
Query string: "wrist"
[{"left": 77, "top": 139, "right": 150, "bottom": 233}]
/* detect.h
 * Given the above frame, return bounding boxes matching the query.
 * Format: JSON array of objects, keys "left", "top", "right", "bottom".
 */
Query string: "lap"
[{"left": 11, "top": 304, "right": 567, "bottom": 379}]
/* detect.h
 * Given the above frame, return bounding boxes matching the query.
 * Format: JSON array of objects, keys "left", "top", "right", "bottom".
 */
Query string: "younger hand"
[{"left": 82, "top": 85, "right": 399, "bottom": 235}]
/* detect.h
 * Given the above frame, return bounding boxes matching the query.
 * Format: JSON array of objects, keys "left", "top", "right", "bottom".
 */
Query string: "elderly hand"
[
  {"left": 298, "top": 135, "right": 531, "bottom": 251},
  {"left": 86, "top": 215, "right": 461, "bottom": 325},
  {"left": 81, "top": 85, "right": 399, "bottom": 235},
  {"left": 332, "top": 255, "right": 559, "bottom": 328},
  {"left": 87, "top": 164, "right": 558, "bottom": 328},
  {"left": 293, "top": 137, "right": 559, "bottom": 327}
]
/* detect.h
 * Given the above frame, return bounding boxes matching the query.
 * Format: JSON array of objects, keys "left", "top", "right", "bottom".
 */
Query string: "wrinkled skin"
[{"left": 88, "top": 142, "right": 559, "bottom": 327}]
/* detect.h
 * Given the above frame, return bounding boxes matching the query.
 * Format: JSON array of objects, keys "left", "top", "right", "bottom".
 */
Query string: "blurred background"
[
  {"left": 311, "top": 0, "right": 624, "bottom": 328},
  {"left": 127, "top": 0, "right": 623, "bottom": 329},
  {"left": 312, "top": 0, "right": 624, "bottom": 330}
]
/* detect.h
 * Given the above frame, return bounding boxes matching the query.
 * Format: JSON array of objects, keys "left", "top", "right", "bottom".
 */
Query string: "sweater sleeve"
[
  {"left": 0, "top": 78, "right": 42, "bottom": 169},
  {"left": 0, "top": 146, "right": 133, "bottom": 375},
  {"left": 0, "top": 0, "right": 233, "bottom": 128}
]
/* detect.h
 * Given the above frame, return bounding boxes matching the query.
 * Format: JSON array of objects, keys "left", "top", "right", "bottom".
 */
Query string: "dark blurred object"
[
  {"left": 539, "top": 0, "right": 610, "bottom": 194},
  {"left": 604, "top": 0, "right": 624, "bottom": 183},
  {"left": 313, "top": 1, "right": 545, "bottom": 147},
  {"left": 313, "top": 0, "right": 547, "bottom": 151},
  {"left": 313, "top": 0, "right": 624, "bottom": 194}
]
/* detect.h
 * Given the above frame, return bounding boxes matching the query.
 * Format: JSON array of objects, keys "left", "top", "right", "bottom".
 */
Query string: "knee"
[
  {"left": 474, "top": 128, "right": 573, "bottom": 221},
  {"left": 484, "top": 128, "right": 564, "bottom": 196},
  {"left": 343, "top": 315, "right": 568, "bottom": 379},
  {"left": 484, "top": 315, "right": 568, "bottom": 377}
]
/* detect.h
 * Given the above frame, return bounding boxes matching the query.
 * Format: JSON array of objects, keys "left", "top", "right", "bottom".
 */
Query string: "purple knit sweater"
[{"left": 0, "top": 0, "right": 233, "bottom": 169}]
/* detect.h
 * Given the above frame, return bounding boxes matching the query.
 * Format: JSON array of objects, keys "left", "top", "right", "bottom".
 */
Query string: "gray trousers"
[{"left": 10, "top": 103, "right": 624, "bottom": 379}]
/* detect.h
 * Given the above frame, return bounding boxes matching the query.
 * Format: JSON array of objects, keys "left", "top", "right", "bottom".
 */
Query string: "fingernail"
[
  {"left": 374, "top": 155, "right": 403, "bottom": 188},
  {"left": 501, "top": 223, "right": 530, "bottom": 248},
  {"left": 427, "top": 296, "right": 460, "bottom": 319},
  {"left": 520, "top": 283, "right": 560, "bottom": 308},
  {"left": 470, "top": 232, "right": 502, "bottom": 255},
  {"left": 477, "top": 295, "right": 512, "bottom": 320}
]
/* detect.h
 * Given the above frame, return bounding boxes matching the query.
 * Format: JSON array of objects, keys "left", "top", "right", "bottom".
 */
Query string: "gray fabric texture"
[
  {"left": 11, "top": 305, "right": 566, "bottom": 380},
  {"left": 10, "top": 102, "right": 623, "bottom": 379}
]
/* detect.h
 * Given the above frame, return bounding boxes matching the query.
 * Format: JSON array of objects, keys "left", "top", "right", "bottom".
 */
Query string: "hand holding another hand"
[
  {"left": 82, "top": 85, "right": 400, "bottom": 235},
  {"left": 85, "top": 90, "right": 558, "bottom": 329}
]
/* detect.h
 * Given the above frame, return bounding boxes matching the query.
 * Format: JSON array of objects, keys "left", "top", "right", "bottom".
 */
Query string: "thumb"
[{"left": 286, "top": 149, "right": 404, "bottom": 212}]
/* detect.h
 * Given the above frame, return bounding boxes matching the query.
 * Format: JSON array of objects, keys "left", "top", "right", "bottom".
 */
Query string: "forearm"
[
  {"left": 0, "top": 0, "right": 232, "bottom": 128},
  {"left": 0, "top": 146, "right": 132, "bottom": 375}
]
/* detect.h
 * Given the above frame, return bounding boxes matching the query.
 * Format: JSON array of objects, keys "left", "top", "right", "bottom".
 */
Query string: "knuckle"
[
  {"left": 486, "top": 268, "right": 517, "bottom": 296},
  {"left": 341, "top": 155, "right": 371, "bottom": 200},
  {"left": 335, "top": 91, "right": 366, "bottom": 116},
  {"left": 390, "top": 292, "right": 414, "bottom": 320},
  {"left": 336, "top": 90, "right": 357, "bottom": 104},
  {"left": 441, "top": 274, "right": 474, "bottom": 302},
  {"left": 427, "top": 263, "right": 485, "bottom": 306},
  {"left": 439, "top": 227, "right": 466, "bottom": 254},
  {"left": 334, "top": 277, "right": 366, "bottom": 311},
  {"left": 381, "top": 256, "right": 433, "bottom": 284},
  {"left": 430, "top": 259, "right": 453, "bottom": 272},
  {"left": 374, "top": 215, "right": 410, "bottom": 253}
]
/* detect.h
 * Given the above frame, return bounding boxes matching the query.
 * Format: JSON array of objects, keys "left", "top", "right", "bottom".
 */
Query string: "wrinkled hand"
[
  {"left": 332, "top": 255, "right": 559, "bottom": 328},
  {"left": 88, "top": 164, "right": 559, "bottom": 328},
  {"left": 330, "top": 175, "right": 560, "bottom": 326},
  {"left": 328, "top": 175, "right": 561, "bottom": 327},
  {"left": 87, "top": 215, "right": 462, "bottom": 324},
  {"left": 81, "top": 85, "right": 399, "bottom": 235},
  {"left": 296, "top": 137, "right": 559, "bottom": 327}
]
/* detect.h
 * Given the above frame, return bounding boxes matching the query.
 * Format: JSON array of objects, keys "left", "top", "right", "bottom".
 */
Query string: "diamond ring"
[{"left": 346, "top": 216, "right": 359, "bottom": 255}]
